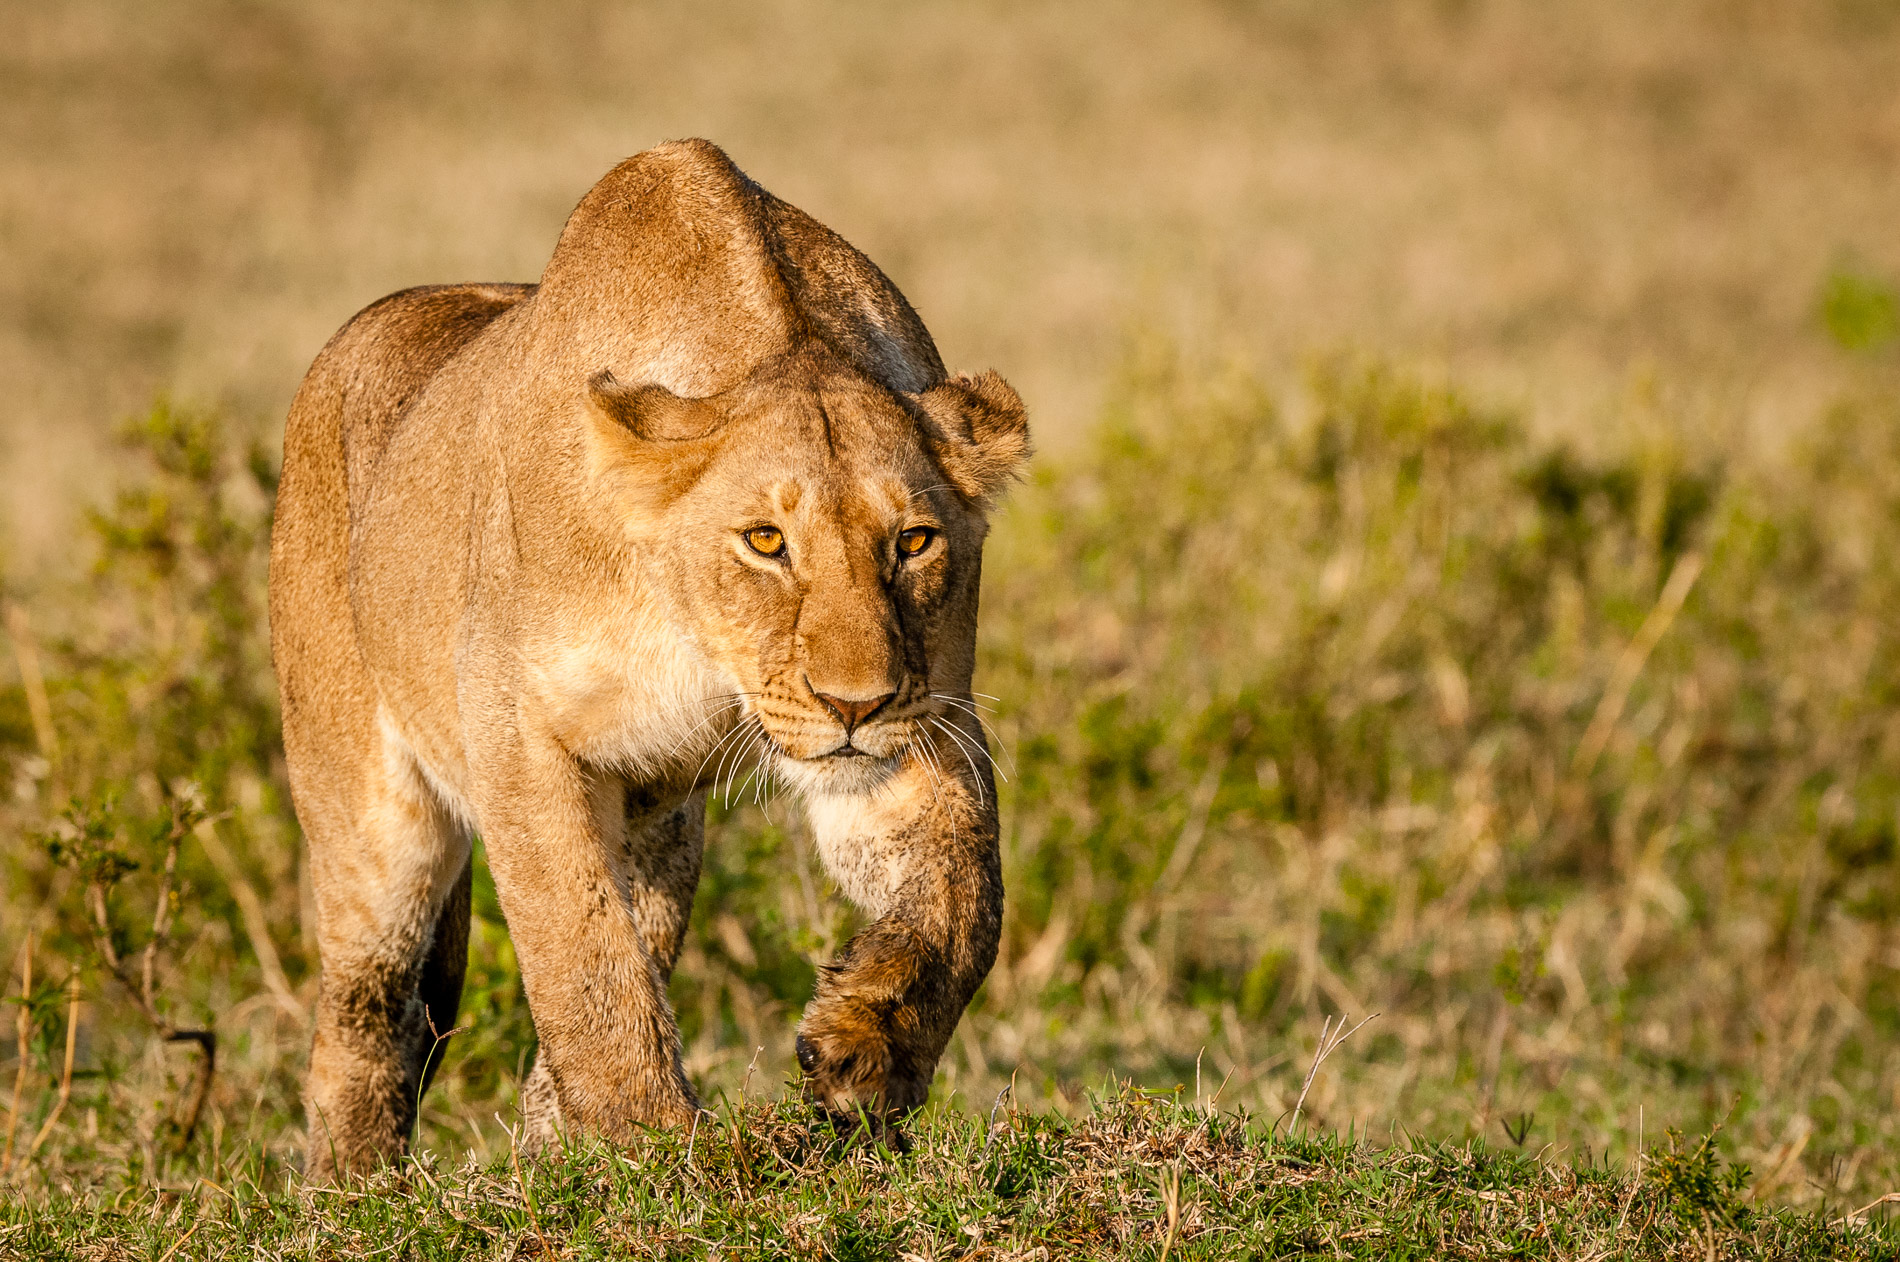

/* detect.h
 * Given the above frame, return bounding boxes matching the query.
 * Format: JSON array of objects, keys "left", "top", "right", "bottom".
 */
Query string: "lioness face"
[{"left": 588, "top": 357, "right": 1028, "bottom": 797}]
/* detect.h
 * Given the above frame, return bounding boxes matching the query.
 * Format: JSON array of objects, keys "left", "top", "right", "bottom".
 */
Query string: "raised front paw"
[{"left": 794, "top": 1003, "right": 930, "bottom": 1129}]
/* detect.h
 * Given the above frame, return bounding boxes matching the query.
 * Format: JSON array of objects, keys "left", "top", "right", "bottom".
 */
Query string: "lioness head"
[{"left": 586, "top": 348, "right": 1028, "bottom": 796}]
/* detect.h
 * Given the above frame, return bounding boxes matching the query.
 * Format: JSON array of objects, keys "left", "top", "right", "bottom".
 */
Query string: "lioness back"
[{"left": 270, "top": 284, "right": 530, "bottom": 857}]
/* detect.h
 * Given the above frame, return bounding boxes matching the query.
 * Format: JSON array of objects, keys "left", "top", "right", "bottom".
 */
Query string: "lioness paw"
[{"left": 793, "top": 1019, "right": 929, "bottom": 1126}]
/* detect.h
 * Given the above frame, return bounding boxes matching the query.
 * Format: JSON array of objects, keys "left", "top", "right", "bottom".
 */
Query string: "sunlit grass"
[
  {"left": 8, "top": 1090, "right": 1894, "bottom": 1259},
  {"left": 6, "top": 347, "right": 1900, "bottom": 1254}
]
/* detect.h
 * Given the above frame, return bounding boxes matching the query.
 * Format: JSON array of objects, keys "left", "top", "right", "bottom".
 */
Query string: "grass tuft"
[{"left": 3, "top": 1089, "right": 1893, "bottom": 1259}]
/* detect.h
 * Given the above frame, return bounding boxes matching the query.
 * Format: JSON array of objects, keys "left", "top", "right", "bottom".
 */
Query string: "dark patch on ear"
[
  {"left": 907, "top": 370, "right": 1032, "bottom": 504},
  {"left": 587, "top": 370, "right": 724, "bottom": 442},
  {"left": 585, "top": 370, "right": 726, "bottom": 516}
]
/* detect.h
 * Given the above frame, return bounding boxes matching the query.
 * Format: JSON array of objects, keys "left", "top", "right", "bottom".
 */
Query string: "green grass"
[
  {"left": 6, "top": 1090, "right": 1894, "bottom": 1260},
  {"left": 10, "top": 7, "right": 1900, "bottom": 1248},
  {"left": 9, "top": 342, "right": 1900, "bottom": 1252}
]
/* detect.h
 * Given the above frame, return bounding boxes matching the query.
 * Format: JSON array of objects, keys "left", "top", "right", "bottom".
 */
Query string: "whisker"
[
  {"left": 712, "top": 727, "right": 745, "bottom": 805},
  {"left": 670, "top": 698, "right": 748, "bottom": 760},
  {"left": 679, "top": 690, "right": 759, "bottom": 731},
  {"left": 719, "top": 727, "right": 752, "bottom": 809},
  {"left": 692, "top": 713, "right": 757, "bottom": 789},
  {"left": 902, "top": 730, "right": 938, "bottom": 810},
  {"left": 743, "top": 730, "right": 770, "bottom": 809},
  {"left": 930, "top": 694, "right": 1016, "bottom": 774},
  {"left": 927, "top": 740, "right": 951, "bottom": 814},
  {"left": 919, "top": 728, "right": 958, "bottom": 844},
  {"left": 929, "top": 716, "right": 990, "bottom": 806},
  {"left": 914, "top": 730, "right": 945, "bottom": 796},
  {"left": 932, "top": 712, "right": 1007, "bottom": 785},
  {"left": 730, "top": 726, "right": 773, "bottom": 809},
  {"left": 931, "top": 691, "right": 999, "bottom": 715},
  {"left": 725, "top": 744, "right": 752, "bottom": 808},
  {"left": 718, "top": 718, "right": 763, "bottom": 808},
  {"left": 752, "top": 748, "right": 773, "bottom": 808},
  {"left": 689, "top": 725, "right": 744, "bottom": 789},
  {"left": 756, "top": 735, "right": 786, "bottom": 813}
]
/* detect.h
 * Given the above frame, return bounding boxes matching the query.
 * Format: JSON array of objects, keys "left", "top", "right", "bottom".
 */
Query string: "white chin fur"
[{"left": 773, "top": 749, "right": 901, "bottom": 798}]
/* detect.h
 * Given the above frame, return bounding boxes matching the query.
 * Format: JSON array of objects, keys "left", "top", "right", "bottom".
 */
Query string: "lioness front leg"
[
  {"left": 473, "top": 737, "right": 700, "bottom": 1149},
  {"left": 797, "top": 718, "right": 1002, "bottom": 1127},
  {"left": 518, "top": 785, "right": 708, "bottom": 1147}
]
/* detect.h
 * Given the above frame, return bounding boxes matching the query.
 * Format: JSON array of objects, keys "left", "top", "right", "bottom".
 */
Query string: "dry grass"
[
  {"left": 5, "top": 1090, "right": 1891, "bottom": 1259},
  {"left": 8, "top": 347, "right": 1900, "bottom": 1233},
  {"left": 6, "top": 2, "right": 1900, "bottom": 1252},
  {"left": 5, "top": 0, "right": 1900, "bottom": 563}
]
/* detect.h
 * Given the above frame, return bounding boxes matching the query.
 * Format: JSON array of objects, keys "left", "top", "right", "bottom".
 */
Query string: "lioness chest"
[{"left": 516, "top": 598, "right": 729, "bottom": 783}]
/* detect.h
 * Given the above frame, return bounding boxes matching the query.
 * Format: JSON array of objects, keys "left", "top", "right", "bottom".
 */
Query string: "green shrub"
[{"left": 9, "top": 359, "right": 1900, "bottom": 1206}]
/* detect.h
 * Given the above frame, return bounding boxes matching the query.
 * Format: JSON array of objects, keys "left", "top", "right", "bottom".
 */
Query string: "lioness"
[{"left": 270, "top": 140, "right": 1027, "bottom": 1178}]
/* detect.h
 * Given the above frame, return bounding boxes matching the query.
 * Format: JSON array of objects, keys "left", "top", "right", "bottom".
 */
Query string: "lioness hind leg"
[
  {"left": 416, "top": 853, "right": 473, "bottom": 1096},
  {"left": 299, "top": 743, "right": 470, "bottom": 1181}
]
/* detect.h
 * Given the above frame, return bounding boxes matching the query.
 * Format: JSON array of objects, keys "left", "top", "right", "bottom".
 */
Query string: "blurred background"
[
  {"left": 6, "top": 0, "right": 1900, "bottom": 1210},
  {"left": 7, "top": 0, "right": 1897, "bottom": 564}
]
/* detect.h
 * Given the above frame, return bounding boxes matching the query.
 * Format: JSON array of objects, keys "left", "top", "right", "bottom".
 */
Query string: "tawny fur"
[{"left": 269, "top": 140, "right": 1027, "bottom": 1179}]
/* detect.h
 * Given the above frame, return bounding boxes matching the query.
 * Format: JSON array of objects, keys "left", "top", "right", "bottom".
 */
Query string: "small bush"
[
  {"left": 1646, "top": 1127, "right": 1752, "bottom": 1228},
  {"left": 8, "top": 359, "right": 1900, "bottom": 1215}
]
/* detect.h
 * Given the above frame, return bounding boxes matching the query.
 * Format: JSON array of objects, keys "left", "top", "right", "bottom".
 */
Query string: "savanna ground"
[{"left": 7, "top": 1, "right": 1900, "bottom": 1257}]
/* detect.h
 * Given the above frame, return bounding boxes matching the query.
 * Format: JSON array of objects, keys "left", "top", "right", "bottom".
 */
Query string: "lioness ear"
[
  {"left": 585, "top": 371, "right": 725, "bottom": 520},
  {"left": 586, "top": 370, "right": 723, "bottom": 442},
  {"left": 908, "top": 370, "right": 1031, "bottom": 504}
]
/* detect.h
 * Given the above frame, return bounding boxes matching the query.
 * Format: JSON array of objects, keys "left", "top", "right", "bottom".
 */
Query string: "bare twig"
[
  {"left": 142, "top": 827, "right": 180, "bottom": 1015},
  {"left": 164, "top": 1030, "right": 216, "bottom": 1150},
  {"left": 1842, "top": 1191, "right": 1900, "bottom": 1224},
  {"left": 415, "top": 1012, "right": 470, "bottom": 1137},
  {"left": 79, "top": 795, "right": 218, "bottom": 1149},
  {"left": 499, "top": 1114, "right": 552, "bottom": 1257},
  {"left": 1206, "top": 1064, "right": 1237, "bottom": 1114},
  {"left": 1, "top": 936, "right": 33, "bottom": 1177},
  {"left": 153, "top": 1221, "right": 200, "bottom": 1262},
  {"left": 1289, "top": 1012, "right": 1379, "bottom": 1130},
  {"left": 738, "top": 1045, "right": 764, "bottom": 1105},
  {"left": 1158, "top": 1161, "right": 1184, "bottom": 1262},
  {"left": 983, "top": 1083, "right": 1013, "bottom": 1149},
  {"left": 26, "top": 974, "right": 79, "bottom": 1159},
  {"left": 84, "top": 816, "right": 168, "bottom": 1027}
]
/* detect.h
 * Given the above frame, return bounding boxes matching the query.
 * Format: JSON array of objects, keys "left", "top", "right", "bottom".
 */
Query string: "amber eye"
[
  {"left": 745, "top": 526, "right": 786, "bottom": 557},
  {"left": 897, "top": 527, "right": 937, "bottom": 557}
]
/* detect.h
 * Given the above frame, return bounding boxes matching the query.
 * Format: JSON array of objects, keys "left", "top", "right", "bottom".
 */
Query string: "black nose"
[{"left": 813, "top": 691, "right": 895, "bottom": 734}]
